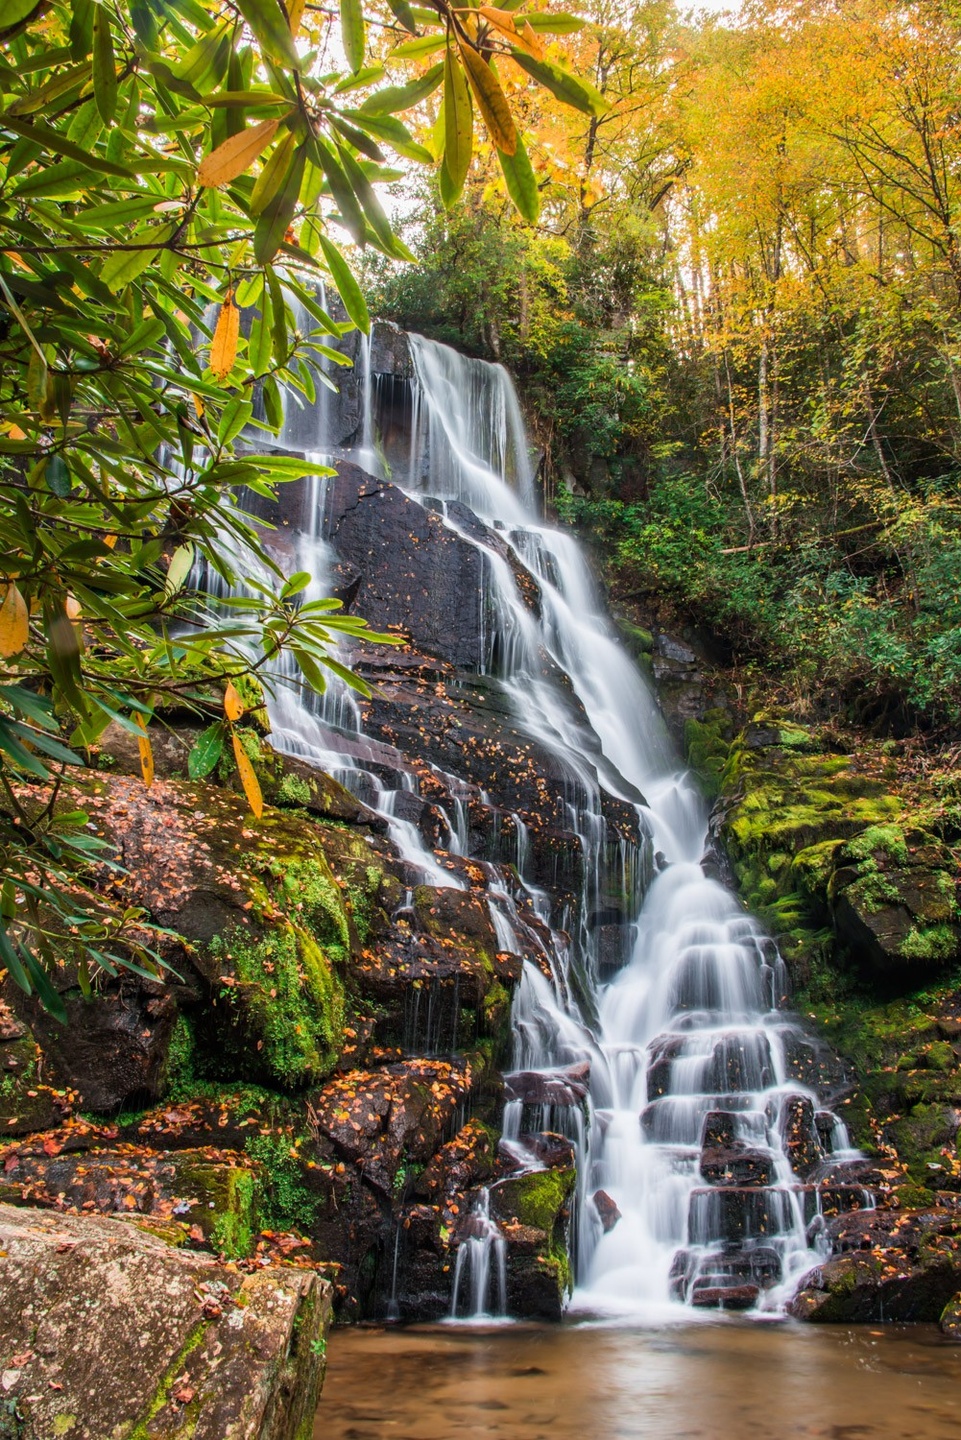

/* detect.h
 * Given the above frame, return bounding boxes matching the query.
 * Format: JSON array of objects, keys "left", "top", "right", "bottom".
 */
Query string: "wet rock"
[
  {"left": 490, "top": 1165, "right": 576, "bottom": 1321},
  {"left": 370, "top": 319, "right": 413, "bottom": 379},
  {"left": 791, "top": 1206, "right": 961, "bottom": 1323},
  {"left": 523, "top": 1133, "right": 576, "bottom": 1170},
  {"left": 779, "top": 1093, "right": 823, "bottom": 1178},
  {"left": 699, "top": 1145, "right": 774, "bottom": 1187},
  {"left": 0, "top": 1029, "right": 75, "bottom": 1136},
  {"left": 691, "top": 1281, "right": 759, "bottom": 1310},
  {"left": 593, "top": 1188, "right": 621, "bottom": 1232},
  {"left": 0, "top": 1141, "right": 262, "bottom": 1257},
  {"left": 940, "top": 1293, "right": 961, "bottom": 1341},
  {"left": 0, "top": 1202, "right": 330, "bottom": 1440},
  {"left": 503, "top": 1062, "right": 590, "bottom": 1108},
  {"left": 12, "top": 974, "right": 177, "bottom": 1114},
  {"left": 325, "top": 465, "right": 489, "bottom": 670},
  {"left": 414, "top": 1119, "right": 495, "bottom": 1202},
  {"left": 702, "top": 1110, "right": 739, "bottom": 1149},
  {"left": 308, "top": 1058, "right": 477, "bottom": 1198},
  {"left": 782, "top": 1029, "right": 849, "bottom": 1096}
]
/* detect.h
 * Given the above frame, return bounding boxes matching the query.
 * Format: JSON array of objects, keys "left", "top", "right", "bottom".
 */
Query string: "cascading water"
[{"left": 256, "top": 319, "right": 870, "bottom": 1318}]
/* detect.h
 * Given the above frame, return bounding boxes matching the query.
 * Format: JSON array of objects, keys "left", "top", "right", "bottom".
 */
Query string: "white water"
[{"left": 259, "top": 324, "right": 869, "bottom": 1318}]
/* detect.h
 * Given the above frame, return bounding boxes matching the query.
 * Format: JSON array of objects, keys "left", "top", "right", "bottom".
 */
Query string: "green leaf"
[
  {"left": 92, "top": 2, "right": 118, "bottom": 124},
  {"left": 0, "top": 115, "right": 135, "bottom": 175},
  {"left": 340, "top": 0, "right": 366, "bottom": 74},
  {"left": 250, "top": 127, "right": 297, "bottom": 215},
  {"left": 45, "top": 454, "right": 71, "bottom": 497},
  {"left": 359, "top": 63, "right": 443, "bottom": 115},
  {"left": 390, "top": 34, "right": 446, "bottom": 58},
  {"left": 0, "top": 925, "right": 31, "bottom": 997},
  {"left": 384, "top": 0, "right": 419, "bottom": 33},
  {"left": 69, "top": 0, "right": 94, "bottom": 56},
  {"left": 253, "top": 143, "right": 306, "bottom": 264},
  {"left": 249, "top": 287, "right": 274, "bottom": 375},
  {"left": 497, "top": 132, "right": 539, "bottom": 221},
  {"left": 100, "top": 239, "right": 162, "bottom": 294},
  {"left": 234, "top": 0, "right": 299, "bottom": 68},
  {"left": 508, "top": 49, "right": 609, "bottom": 116},
  {"left": 343, "top": 110, "right": 434, "bottom": 165},
  {"left": 218, "top": 396, "right": 254, "bottom": 445},
  {"left": 310, "top": 135, "right": 366, "bottom": 245},
  {"left": 22, "top": 945, "right": 68, "bottom": 1024},
  {"left": 442, "top": 49, "right": 472, "bottom": 205},
  {"left": 318, "top": 235, "right": 370, "bottom": 334},
  {"left": 187, "top": 720, "right": 226, "bottom": 779},
  {"left": 337, "top": 144, "right": 414, "bottom": 259},
  {"left": 515, "top": 12, "right": 585, "bottom": 32}
]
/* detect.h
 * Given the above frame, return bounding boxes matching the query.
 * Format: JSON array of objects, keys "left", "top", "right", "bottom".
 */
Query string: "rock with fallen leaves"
[{"left": 0, "top": 1202, "right": 330, "bottom": 1439}]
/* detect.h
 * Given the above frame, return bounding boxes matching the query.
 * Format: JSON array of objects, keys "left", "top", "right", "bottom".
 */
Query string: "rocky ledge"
[{"left": 0, "top": 1202, "right": 330, "bottom": 1439}]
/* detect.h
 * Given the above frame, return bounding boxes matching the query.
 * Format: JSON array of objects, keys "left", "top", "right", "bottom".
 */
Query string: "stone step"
[{"left": 699, "top": 1145, "right": 775, "bottom": 1188}]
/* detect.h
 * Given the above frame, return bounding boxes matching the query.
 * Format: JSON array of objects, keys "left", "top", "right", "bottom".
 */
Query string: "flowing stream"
[{"left": 262, "top": 320, "right": 868, "bottom": 1317}]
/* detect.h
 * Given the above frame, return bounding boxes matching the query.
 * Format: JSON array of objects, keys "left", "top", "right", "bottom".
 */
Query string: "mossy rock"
[
  {"left": 172, "top": 1155, "right": 262, "bottom": 1258},
  {"left": 490, "top": 1164, "right": 576, "bottom": 1305},
  {"left": 204, "top": 919, "right": 345, "bottom": 1090},
  {"left": 0, "top": 1032, "right": 71, "bottom": 1136}
]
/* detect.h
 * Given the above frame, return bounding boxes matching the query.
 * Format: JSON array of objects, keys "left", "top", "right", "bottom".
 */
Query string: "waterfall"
[{"left": 257, "top": 321, "right": 869, "bottom": 1318}]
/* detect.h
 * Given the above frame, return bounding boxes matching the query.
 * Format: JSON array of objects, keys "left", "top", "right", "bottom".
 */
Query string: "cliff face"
[
  {"left": 613, "top": 596, "right": 961, "bottom": 1326},
  {"left": 1, "top": 438, "right": 642, "bottom": 1328}
]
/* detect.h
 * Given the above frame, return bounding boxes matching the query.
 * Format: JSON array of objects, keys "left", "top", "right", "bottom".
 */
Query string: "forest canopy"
[{"left": 371, "top": 0, "right": 961, "bottom": 732}]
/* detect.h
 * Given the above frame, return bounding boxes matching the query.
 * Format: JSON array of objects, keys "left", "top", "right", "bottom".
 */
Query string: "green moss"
[
  {"left": 684, "top": 709, "right": 732, "bottom": 801},
  {"left": 251, "top": 852, "right": 352, "bottom": 964},
  {"left": 163, "top": 1013, "right": 196, "bottom": 1098},
  {"left": 846, "top": 824, "right": 910, "bottom": 866},
  {"left": 175, "top": 1159, "right": 260, "bottom": 1258},
  {"left": 246, "top": 1131, "right": 320, "bottom": 1231},
  {"left": 901, "top": 925, "right": 958, "bottom": 963},
  {"left": 278, "top": 773, "right": 313, "bottom": 807},
  {"left": 127, "top": 1320, "right": 207, "bottom": 1440},
  {"left": 208, "top": 920, "right": 344, "bottom": 1088}
]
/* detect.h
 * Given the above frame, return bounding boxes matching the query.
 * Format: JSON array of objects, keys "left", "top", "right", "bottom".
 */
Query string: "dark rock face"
[
  {"left": 790, "top": 1207, "right": 961, "bottom": 1323},
  {"left": 16, "top": 977, "right": 177, "bottom": 1113},
  {"left": 325, "top": 464, "right": 488, "bottom": 670}
]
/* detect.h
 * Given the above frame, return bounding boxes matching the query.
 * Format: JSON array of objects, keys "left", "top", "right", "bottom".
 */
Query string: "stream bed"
[{"left": 314, "top": 1319, "right": 961, "bottom": 1439}]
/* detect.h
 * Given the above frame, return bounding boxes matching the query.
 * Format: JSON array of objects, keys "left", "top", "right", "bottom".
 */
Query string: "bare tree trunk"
[{"left": 725, "top": 352, "right": 755, "bottom": 544}]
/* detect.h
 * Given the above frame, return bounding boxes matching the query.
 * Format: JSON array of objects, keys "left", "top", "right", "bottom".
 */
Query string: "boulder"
[{"left": 0, "top": 1202, "right": 329, "bottom": 1440}]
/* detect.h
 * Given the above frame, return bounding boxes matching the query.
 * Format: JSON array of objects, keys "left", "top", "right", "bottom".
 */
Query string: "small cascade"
[
  {"left": 450, "top": 1189, "right": 508, "bottom": 1321},
  {"left": 232, "top": 311, "right": 869, "bottom": 1319}
]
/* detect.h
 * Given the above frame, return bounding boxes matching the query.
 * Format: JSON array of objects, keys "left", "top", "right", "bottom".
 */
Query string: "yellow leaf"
[
  {"left": 103, "top": 533, "right": 117, "bottom": 549},
  {"left": 288, "top": 0, "right": 307, "bottom": 34},
  {"left": 6, "top": 424, "right": 26, "bottom": 440},
  {"left": 134, "top": 714, "right": 154, "bottom": 789},
  {"left": 192, "top": 393, "right": 205, "bottom": 419},
  {"left": 65, "top": 594, "right": 82, "bottom": 621},
  {"left": 478, "top": 7, "right": 543, "bottom": 57},
  {"left": 0, "top": 583, "right": 29, "bottom": 658},
  {"left": 224, "top": 680, "right": 245, "bottom": 721},
  {"left": 458, "top": 44, "right": 517, "bottom": 156},
  {"left": 210, "top": 294, "right": 240, "bottom": 383},
  {"left": 232, "top": 730, "right": 263, "bottom": 818},
  {"left": 197, "top": 117, "right": 282, "bottom": 189}
]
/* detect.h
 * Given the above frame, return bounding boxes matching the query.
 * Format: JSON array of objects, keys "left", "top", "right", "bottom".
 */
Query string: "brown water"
[{"left": 315, "top": 1320, "right": 961, "bottom": 1440}]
